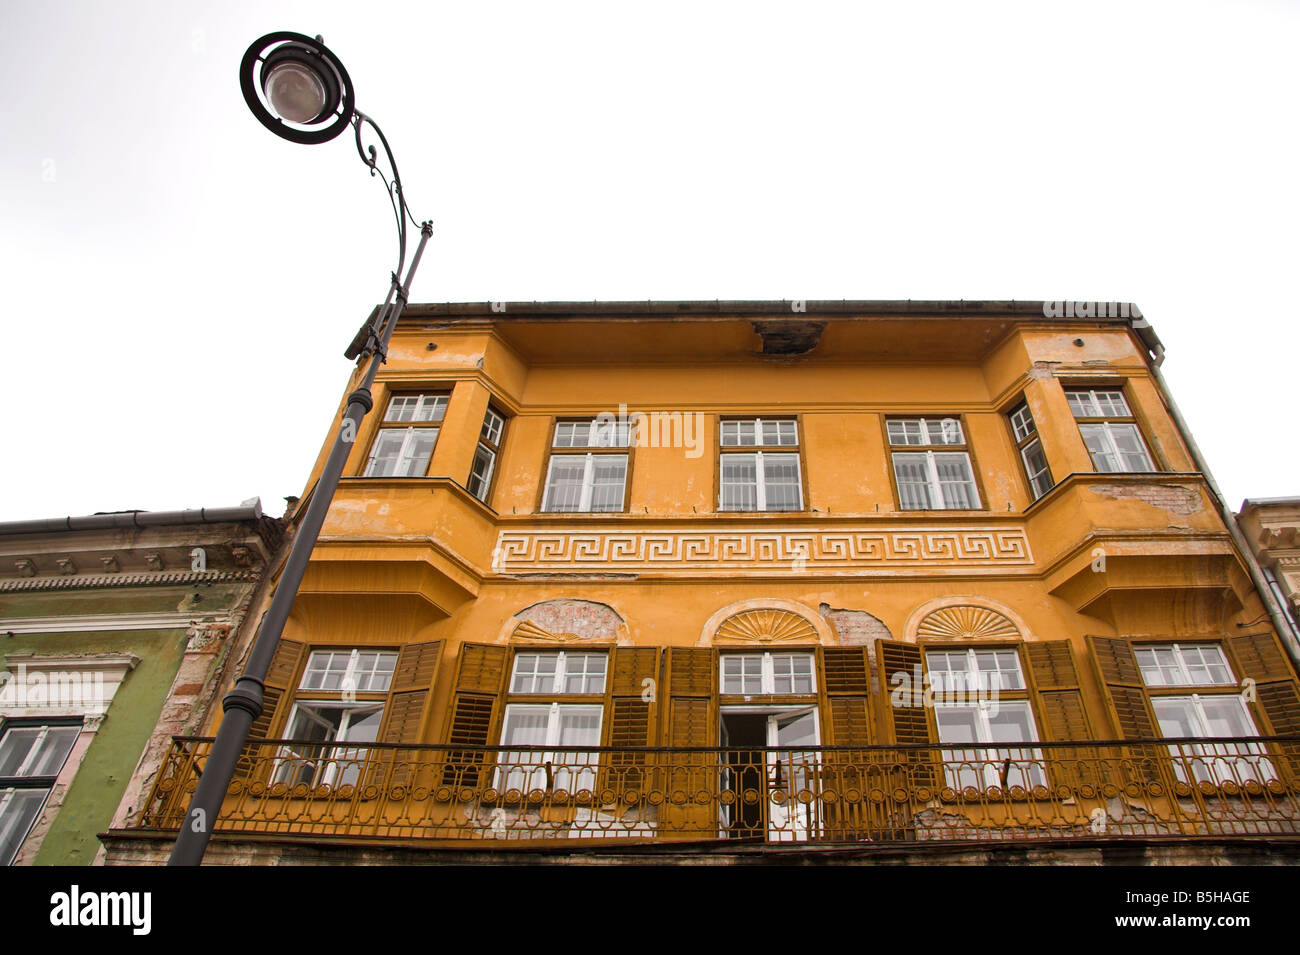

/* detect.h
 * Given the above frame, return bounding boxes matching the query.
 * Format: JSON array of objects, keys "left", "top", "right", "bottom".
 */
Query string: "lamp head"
[{"left": 240, "top": 32, "right": 355, "bottom": 144}]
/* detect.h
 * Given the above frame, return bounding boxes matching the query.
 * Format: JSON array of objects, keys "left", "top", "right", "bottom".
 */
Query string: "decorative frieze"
[{"left": 494, "top": 526, "right": 1033, "bottom": 573}]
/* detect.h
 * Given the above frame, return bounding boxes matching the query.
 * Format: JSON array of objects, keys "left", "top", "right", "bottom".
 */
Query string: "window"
[
  {"left": 274, "top": 649, "right": 398, "bottom": 788},
  {"left": 0, "top": 722, "right": 79, "bottom": 866},
  {"left": 719, "top": 417, "right": 802, "bottom": 512},
  {"left": 541, "top": 419, "right": 630, "bottom": 512},
  {"left": 1008, "top": 402, "right": 1053, "bottom": 501},
  {"left": 720, "top": 652, "right": 816, "bottom": 695},
  {"left": 1135, "top": 643, "right": 1273, "bottom": 785},
  {"left": 364, "top": 392, "right": 448, "bottom": 477},
  {"left": 887, "top": 417, "right": 981, "bottom": 510},
  {"left": 1065, "top": 388, "right": 1155, "bottom": 473},
  {"left": 923, "top": 648, "right": 1045, "bottom": 790},
  {"left": 467, "top": 406, "right": 505, "bottom": 503},
  {"left": 498, "top": 651, "right": 607, "bottom": 792}
]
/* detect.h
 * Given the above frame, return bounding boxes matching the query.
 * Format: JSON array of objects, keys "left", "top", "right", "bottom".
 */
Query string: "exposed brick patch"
[
  {"left": 172, "top": 683, "right": 204, "bottom": 696},
  {"left": 819, "top": 604, "right": 891, "bottom": 663},
  {"left": 1090, "top": 483, "right": 1202, "bottom": 516},
  {"left": 517, "top": 599, "right": 624, "bottom": 641}
]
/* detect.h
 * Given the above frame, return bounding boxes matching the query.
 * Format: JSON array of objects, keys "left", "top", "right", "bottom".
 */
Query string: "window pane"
[
  {"left": 926, "top": 418, "right": 964, "bottom": 445},
  {"left": 720, "top": 454, "right": 758, "bottom": 511},
  {"left": 934, "top": 453, "right": 979, "bottom": 509},
  {"left": 893, "top": 454, "right": 932, "bottom": 509},
  {"left": 500, "top": 706, "right": 550, "bottom": 746},
  {"left": 468, "top": 445, "right": 496, "bottom": 501},
  {"left": 761, "top": 419, "right": 798, "bottom": 446},
  {"left": 364, "top": 429, "right": 408, "bottom": 477},
  {"left": 887, "top": 420, "right": 924, "bottom": 446},
  {"left": 1094, "top": 391, "right": 1130, "bottom": 417},
  {"left": 588, "top": 455, "right": 628, "bottom": 511},
  {"left": 1109, "top": 424, "right": 1154, "bottom": 472},
  {"left": 0, "top": 727, "right": 78, "bottom": 778},
  {"left": 511, "top": 653, "right": 559, "bottom": 693},
  {"left": 562, "top": 653, "right": 607, "bottom": 695},
  {"left": 762, "top": 453, "right": 802, "bottom": 511},
  {"left": 481, "top": 409, "right": 504, "bottom": 445},
  {"left": 1009, "top": 404, "right": 1035, "bottom": 442},
  {"left": 0, "top": 788, "right": 48, "bottom": 866},
  {"left": 722, "top": 654, "right": 764, "bottom": 695},
  {"left": 542, "top": 457, "right": 587, "bottom": 511},
  {"left": 1021, "top": 439, "right": 1052, "bottom": 499},
  {"left": 385, "top": 394, "right": 447, "bottom": 423},
  {"left": 1079, "top": 424, "right": 1120, "bottom": 472},
  {"left": 1066, "top": 391, "right": 1097, "bottom": 418},
  {"left": 721, "top": 420, "right": 756, "bottom": 446},
  {"left": 772, "top": 653, "right": 815, "bottom": 694},
  {"left": 396, "top": 430, "right": 438, "bottom": 477}
]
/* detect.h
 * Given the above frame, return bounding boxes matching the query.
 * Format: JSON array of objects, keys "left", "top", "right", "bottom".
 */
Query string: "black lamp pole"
[{"left": 169, "top": 32, "right": 432, "bottom": 865}]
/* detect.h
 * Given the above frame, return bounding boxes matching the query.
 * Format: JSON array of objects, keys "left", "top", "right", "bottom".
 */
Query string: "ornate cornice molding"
[{"left": 0, "top": 569, "right": 259, "bottom": 593}]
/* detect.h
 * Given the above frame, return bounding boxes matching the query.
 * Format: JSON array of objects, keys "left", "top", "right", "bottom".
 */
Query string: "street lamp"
[{"left": 169, "top": 32, "right": 433, "bottom": 865}]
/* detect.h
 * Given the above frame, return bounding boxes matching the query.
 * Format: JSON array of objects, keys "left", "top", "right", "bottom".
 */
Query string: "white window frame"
[
  {"left": 720, "top": 652, "right": 817, "bottom": 696},
  {"left": 509, "top": 651, "right": 607, "bottom": 696},
  {"left": 1151, "top": 694, "right": 1275, "bottom": 786},
  {"left": 274, "top": 700, "right": 386, "bottom": 789},
  {"left": 541, "top": 452, "right": 628, "bottom": 513},
  {"left": 891, "top": 451, "right": 981, "bottom": 510},
  {"left": 719, "top": 451, "right": 803, "bottom": 512},
  {"left": 719, "top": 418, "right": 799, "bottom": 447},
  {"left": 925, "top": 647, "right": 1027, "bottom": 697},
  {"left": 363, "top": 426, "right": 440, "bottom": 477},
  {"left": 887, "top": 417, "right": 966, "bottom": 447},
  {"left": 1066, "top": 388, "right": 1155, "bottom": 473},
  {"left": 496, "top": 702, "right": 604, "bottom": 793},
  {"left": 1008, "top": 402, "right": 1053, "bottom": 501},
  {"left": 933, "top": 699, "right": 1047, "bottom": 791},
  {"left": 1135, "top": 643, "right": 1236, "bottom": 688}
]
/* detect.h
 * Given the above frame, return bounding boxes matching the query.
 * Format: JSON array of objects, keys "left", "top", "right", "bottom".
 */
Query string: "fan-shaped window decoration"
[
  {"left": 714, "top": 609, "right": 819, "bottom": 645},
  {"left": 916, "top": 605, "right": 1020, "bottom": 641}
]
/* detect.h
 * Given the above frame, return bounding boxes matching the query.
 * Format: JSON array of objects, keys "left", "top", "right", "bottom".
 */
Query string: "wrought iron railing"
[{"left": 133, "top": 735, "right": 1300, "bottom": 845}]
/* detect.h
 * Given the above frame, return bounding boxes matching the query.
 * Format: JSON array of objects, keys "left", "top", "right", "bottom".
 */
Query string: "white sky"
[{"left": 1, "top": 0, "right": 1297, "bottom": 522}]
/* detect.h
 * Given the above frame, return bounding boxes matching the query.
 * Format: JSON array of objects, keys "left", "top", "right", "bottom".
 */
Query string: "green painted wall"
[{"left": 0, "top": 628, "right": 187, "bottom": 865}]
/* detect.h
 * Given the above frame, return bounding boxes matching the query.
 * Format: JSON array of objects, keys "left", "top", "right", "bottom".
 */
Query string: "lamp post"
[{"left": 169, "top": 32, "right": 432, "bottom": 865}]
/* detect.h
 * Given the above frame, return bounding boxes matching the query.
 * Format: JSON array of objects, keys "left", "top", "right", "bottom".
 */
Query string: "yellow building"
[{"left": 108, "top": 300, "right": 1300, "bottom": 864}]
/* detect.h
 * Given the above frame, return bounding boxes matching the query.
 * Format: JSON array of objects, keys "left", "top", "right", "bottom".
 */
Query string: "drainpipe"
[{"left": 1132, "top": 317, "right": 1300, "bottom": 669}]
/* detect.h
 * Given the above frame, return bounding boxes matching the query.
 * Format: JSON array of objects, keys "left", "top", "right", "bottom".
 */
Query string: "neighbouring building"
[
  {"left": 0, "top": 502, "right": 283, "bottom": 865},
  {"left": 106, "top": 301, "right": 1300, "bottom": 864},
  {"left": 1238, "top": 498, "right": 1300, "bottom": 645}
]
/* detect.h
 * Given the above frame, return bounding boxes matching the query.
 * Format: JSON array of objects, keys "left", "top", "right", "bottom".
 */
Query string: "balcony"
[{"left": 127, "top": 736, "right": 1300, "bottom": 850}]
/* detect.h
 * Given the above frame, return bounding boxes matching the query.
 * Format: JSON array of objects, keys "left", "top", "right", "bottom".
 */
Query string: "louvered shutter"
[
  {"left": 378, "top": 641, "right": 443, "bottom": 788},
  {"left": 665, "top": 648, "right": 716, "bottom": 746},
  {"left": 236, "top": 638, "right": 304, "bottom": 782},
  {"left": 442, "top": 642, "right": 508, "bottom": 787},
  {"left": 662, "top": 648, "right": 716, "bottom": 835},
  {"left": 601, "top": 647, "right": 660, "bottom": 794},
  {"left": 1086, "top": 635, "right": 1160, "bottom": 784},
  {"left": 1024, "top": 641, "right": 1093, "bottom": 741},
  {"left": 1023, "top": 641, "right": 1093, "bottom": 789},
  {"left": 819, "top": 647, "right": 874, "bottom": 745},
  {"left": 1086, "top": 636, "right": 1157, "bottom": 739},
  {"left": 1226, "top": 632, "right": 1300, "bottom": 778},
  {"left": 875, "top": 639, "right": 938, "bottom": 788}
]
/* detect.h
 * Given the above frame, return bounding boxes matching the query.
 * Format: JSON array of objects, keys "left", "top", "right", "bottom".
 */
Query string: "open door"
[{"left": 720, "top": 706, "right": 821, "bottom": 842}]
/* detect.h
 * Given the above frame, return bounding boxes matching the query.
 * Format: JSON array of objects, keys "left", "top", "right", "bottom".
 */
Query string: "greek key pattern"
[{"left": 493, "top": 527, "right": 1032, "bottom": 572}]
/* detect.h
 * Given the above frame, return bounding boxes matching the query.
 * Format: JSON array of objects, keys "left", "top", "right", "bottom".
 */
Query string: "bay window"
[
  {"left": 364, "top": 392, "right": 449, "bottom": 477},
  {"left": 1065, "top": 388, "right": 1155, "bottom": 473}
]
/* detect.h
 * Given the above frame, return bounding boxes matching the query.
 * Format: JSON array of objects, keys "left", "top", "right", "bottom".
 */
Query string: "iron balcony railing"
[{"left": 134, "top": 735, "right": 1300, "bottom": 845}]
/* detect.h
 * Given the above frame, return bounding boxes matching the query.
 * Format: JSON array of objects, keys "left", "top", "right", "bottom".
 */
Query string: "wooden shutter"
[
  {"left": 818, "top": 647, "right": 874, "bottom": 745},
  {"left": 236, "top": 638, "right": 304, "bottom": 782},
  {"left": 1024, "top": 641, "right": 1093, "bottom": 741},
  {"left": 875, "top": 639, "right": 938, "bottom": 788},
  {"left": 602, "top": 647, "right": 660, "bottom": 793},
  {"left": 1086, "top": 635, "right": 1157, "bottom": 739},
  {"left": 1023, "top": 641, "right": 1093, "bottom": 789},
  {"left": 377, "top": 641, "right": 443, "bottom": 789},
  {"left": 442, "top": 642, "right": 509, "bottom": 787},
  {"left": 1086, "top": 635, "right": 1160, "bottom": 785},
  {"left": 1225, "top": 632, "right": 1300, "bottom": 778},
  {"left": 664, "top": 648, "right": 716, "bottom": 747},
  {"left": 1226, "top": 632, "right": 1300, "bottom": 735}
]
